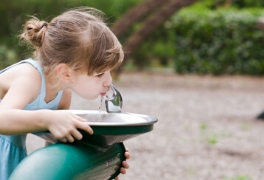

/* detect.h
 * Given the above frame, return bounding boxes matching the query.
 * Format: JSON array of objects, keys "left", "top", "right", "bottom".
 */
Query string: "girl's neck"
[{"left": 44, "top": 75, "right": 63, "bottom": 103}]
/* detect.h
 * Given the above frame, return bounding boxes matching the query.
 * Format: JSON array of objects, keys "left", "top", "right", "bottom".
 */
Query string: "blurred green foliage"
[
  {"left": 1, "top": 0, "right": 264, "bottom": 75},
  {"left": 172, "top": 7, "right": 264, "bottom": 75},
  {"left": 201, "top": 0, "right": 264, "bottom": 9},
  {"left": 0, "top": 45, "right": 18, "bottom": 68},
  {"left": 125, "top": 0, "right": 264, "bottom": 75}
]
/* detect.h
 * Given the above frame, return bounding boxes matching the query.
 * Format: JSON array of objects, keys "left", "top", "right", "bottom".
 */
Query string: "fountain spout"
[{"left": 105, "top": 84, "right": 123, "bottom": 113}]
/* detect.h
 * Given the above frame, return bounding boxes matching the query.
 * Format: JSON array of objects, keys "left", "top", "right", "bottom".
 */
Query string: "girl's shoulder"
[
  {"left": 0, "top": 61, "right": 42, "bottom": 103},
  {"left": 0, "top": 62, "right": 42, "bottom": 84}
]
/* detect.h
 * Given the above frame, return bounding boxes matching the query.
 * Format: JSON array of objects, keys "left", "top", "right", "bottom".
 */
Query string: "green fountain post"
[{"left": 10, "top": 142, "right": 126, "bottom": 180}]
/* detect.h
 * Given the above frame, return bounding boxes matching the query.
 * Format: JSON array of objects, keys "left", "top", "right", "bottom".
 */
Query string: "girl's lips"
[{"left": 101, "top": 86, "right": 110, "bottom": 97}]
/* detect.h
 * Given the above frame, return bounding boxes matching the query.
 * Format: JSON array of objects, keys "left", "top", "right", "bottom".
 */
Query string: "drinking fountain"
[{"left": 10, "top": 85, "right": 158, "bottom": 180}]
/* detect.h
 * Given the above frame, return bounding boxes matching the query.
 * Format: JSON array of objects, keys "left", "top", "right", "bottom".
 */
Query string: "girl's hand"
[
  {"left": 114, "top": 148, "right": 130, "bottom": 180},
  {"left": 45, "top": 110, "right": 93, "bottom": 143}
]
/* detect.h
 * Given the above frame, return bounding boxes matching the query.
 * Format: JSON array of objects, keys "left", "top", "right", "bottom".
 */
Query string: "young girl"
[{"left": 0, "top": 7, "right": 129, "bottom": 180}]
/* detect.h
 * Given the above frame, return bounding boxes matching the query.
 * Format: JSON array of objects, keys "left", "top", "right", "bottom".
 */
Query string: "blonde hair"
[{"left": 20, "top": 7, "right": 124, "bottom": 76}]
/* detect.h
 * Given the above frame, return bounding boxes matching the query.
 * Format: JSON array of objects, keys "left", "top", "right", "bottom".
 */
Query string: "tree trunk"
[
  {"left": 111, "top": 0, "right": 168, "bottom": 38},
  {"left": 113, "top": 0, "right": 198, "bottom": 76},
  {"left": 257, "top": 17, "right": 264, "bottom": 30},
  {"left": 122, "top": 0, "right": 197, "bottom": 62}
]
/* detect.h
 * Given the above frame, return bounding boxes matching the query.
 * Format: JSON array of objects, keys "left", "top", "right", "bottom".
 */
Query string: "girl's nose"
[{"left": 103, "top": 72, "right": 112, "bottom": 87}]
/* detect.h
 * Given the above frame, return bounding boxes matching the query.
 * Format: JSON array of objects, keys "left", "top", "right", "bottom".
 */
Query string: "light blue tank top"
[{"left": 0, "top": 59, "right": 63, "bottom": 180}]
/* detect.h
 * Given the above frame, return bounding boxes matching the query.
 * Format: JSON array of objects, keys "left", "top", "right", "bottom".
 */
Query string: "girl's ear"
[{"left": 56, "top": 63, "right": 73, "bottom": 82}]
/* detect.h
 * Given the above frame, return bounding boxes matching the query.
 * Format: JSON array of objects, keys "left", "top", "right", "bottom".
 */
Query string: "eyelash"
[{"left": 96, "top": 73, "right": 104, "bottom": 77}]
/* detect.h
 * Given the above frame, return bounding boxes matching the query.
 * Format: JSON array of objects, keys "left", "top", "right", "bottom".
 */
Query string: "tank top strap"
[{"left": 21, "top": 59, "right": 46, "bottom": 99}]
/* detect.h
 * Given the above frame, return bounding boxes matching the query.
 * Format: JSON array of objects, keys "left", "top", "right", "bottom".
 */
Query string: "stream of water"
[{"left": 98, "top": 96, "right": 104, "bottom": 121}]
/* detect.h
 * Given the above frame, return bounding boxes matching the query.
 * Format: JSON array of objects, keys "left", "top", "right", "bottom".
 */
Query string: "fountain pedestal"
[{"left": 10, "top": 110, "right": 158, "bottom": 180}]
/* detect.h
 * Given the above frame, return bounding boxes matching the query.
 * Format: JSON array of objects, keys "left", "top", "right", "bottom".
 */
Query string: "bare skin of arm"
[{"left": 0, "top": 64, "right": 93, "bottom": 142}]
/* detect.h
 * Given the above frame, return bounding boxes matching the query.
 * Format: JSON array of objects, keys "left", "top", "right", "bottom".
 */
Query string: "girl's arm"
[
  {"left": 0, "top": 82, "right": 93, "bottom": 142},
  {"left": 0, "top": 109, "right": 93, "bottom": 142},
  {"left": 0, "top": 65, "right": 93, "bottom": 142},
  {"left": 45, "top": 89, "right": 72, "bottom": 146}
]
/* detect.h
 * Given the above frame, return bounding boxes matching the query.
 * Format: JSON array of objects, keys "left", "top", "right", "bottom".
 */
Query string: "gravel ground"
[{"left": 27, "top": 72, "right": 264, "bottom": 180}]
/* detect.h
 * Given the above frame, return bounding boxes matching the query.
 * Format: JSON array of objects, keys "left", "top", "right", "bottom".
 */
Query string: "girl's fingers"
[
  {"left": 76, "top": 122, "right": 93, "bottom": 135},
  {"left": 122, "top": 161, "right": 129, "bottom": 169},
  {"left": 84, "top": 124, "right": 93, "bottom": 134},
  {"left": 71, "top": 129, "right": 83, "bottom": 140},
  {"left": 124, "top": 151, "right": 130, "bottom": 159},
  {"left": 74, "top": 114, "right": 93, "bottom": 135},
  {"left": 120, "top": 167, "right": 126, "bottom": 174},
  {"left": 59, "top": 138, "right": 67, "bottom": 143},
  {"left": 53, "top": 113, "right": 93, "bottom": 143},
  {"left": 66, "top": 135, "right": 75, "bottom": 143}
]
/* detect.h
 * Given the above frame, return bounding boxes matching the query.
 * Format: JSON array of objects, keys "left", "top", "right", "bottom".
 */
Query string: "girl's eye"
[{"left": 96, "top": 73, "right": 104, "bottom": 77}]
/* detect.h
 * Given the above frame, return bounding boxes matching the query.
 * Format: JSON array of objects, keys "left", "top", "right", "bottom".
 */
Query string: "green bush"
[
  {"left": 172, "top": 7, "right": 264, "bottom": 75},
  {"left": 0, "top": 45, "right": 18, "bottom": 68},
  {"left": 198, "top": 0, "right": 264, "bottom": 9},
  {"left": 130, "top": 25, "right": 176, "bottom": 69},
  {"left": 2, "top": 0, "right": 264, "bottom": 75}
]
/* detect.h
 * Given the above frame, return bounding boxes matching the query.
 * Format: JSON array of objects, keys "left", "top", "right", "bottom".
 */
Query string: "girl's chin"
[{"left": 80, "top": 94, "right": 100, "bottom": 100}]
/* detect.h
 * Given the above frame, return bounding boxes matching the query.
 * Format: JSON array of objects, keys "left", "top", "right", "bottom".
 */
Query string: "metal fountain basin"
[
  {"left": 74, "top": 110, "right": 157, "bottom": 126},
  {"left": 33, "top": 110, "right": 158, "bottom": 150}
]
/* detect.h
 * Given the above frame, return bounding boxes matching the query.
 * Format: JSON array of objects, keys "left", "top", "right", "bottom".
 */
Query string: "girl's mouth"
[{"left": 101, "top": 86, "right": 110, "bottom": 97}]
